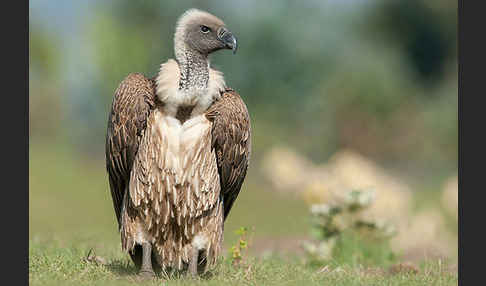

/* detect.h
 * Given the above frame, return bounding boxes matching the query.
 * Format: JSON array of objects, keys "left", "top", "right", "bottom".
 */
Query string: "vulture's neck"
[
  {"left": 155, "top": 39, "right": 224, "bottom": 120},
  {"left": 175, "top": 45, "right": 209, "bottom": 91}
]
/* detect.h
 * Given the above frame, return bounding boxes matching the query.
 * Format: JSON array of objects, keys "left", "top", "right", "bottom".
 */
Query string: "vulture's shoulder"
[
  {"left": 107, "top": 72, "right": 156, "bottom": 149},
  {"left": 206, "top": 88, "right": 251, "bottom": 220},
  {"left": 111, "top": 73, "right": 156, "bottom": 112},
  {"left": 206, "top": 88, "right": 249, "bottom": 122},
  {"left": 105, "top": 72, "right": 156, "bottom": 227}
]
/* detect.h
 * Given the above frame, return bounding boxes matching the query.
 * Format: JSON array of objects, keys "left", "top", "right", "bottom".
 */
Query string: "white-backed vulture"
[{"left": 105, "top": 9, "right": 251, "bottom": 277}]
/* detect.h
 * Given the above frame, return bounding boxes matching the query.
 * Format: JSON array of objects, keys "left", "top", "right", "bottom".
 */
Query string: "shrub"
[{"left": 303, "top": 189, "right": 396, "bottom": 267}]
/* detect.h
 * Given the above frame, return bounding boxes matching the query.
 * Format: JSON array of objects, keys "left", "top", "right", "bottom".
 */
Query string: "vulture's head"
[{"left": 174, "top": 9, "right": 238, "bottom": 56}]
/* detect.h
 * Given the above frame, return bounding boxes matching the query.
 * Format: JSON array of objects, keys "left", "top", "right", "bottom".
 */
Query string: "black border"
[
  {"left": 5, "top": 0, "right": 28, "bottom": 284},
  {"left": 459, "top": 0, "right": 485, "bottom": 285}
]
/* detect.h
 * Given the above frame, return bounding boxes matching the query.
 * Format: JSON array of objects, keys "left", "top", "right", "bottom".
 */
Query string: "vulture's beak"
[{"left": 218, "top": 27, "right": 238, "bottom": 54}]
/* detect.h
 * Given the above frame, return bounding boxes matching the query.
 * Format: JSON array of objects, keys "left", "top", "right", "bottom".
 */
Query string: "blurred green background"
[{"left": 29, "top": 0, "right": 457, "bottom": 261}]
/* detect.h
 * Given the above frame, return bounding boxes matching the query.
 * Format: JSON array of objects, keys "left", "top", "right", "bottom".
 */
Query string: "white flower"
[
  {"left": 311, "top": 204, "right": 332, "bottom": 216},
  {"left": 357, "top": 189, "right": 375, "bottom": 207}
]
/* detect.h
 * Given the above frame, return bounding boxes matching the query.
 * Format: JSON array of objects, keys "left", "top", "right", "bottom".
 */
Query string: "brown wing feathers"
[
  {"left": 206, "top": 89, "right": 251, "bottom": 220},
  {"left": 107, "top": 78, "right": 250, "bottom": 228},
  {"left": 105, "top": 73, "right": 156, "bottom": 228}
]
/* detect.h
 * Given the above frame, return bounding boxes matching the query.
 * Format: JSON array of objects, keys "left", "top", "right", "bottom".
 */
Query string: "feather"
[
  {"left": 206, "top": 90, "right": 251, "bottom": 220},
  {"left": 106, "top": 73, "right": 156, "bottom": 227}
]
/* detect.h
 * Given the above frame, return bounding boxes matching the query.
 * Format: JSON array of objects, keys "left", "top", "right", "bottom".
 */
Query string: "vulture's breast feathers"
[{"left": 127, "top": 58, "right": 227, "bottom": 242}]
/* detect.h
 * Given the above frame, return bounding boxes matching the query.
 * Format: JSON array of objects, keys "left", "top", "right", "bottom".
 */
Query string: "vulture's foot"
[
  {"left": 138, "top": 242, "right": 155, "bottom": 278},
  {"left": 188, "top": 246, "right": 199, "bottom": 277}
]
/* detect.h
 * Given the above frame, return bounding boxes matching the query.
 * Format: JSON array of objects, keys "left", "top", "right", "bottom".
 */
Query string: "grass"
[
  {"left": 29, "top": 140, "right": 458, "bottom": 285},
  {"left": 29, "top": 238, "right": 457, "bottom": 286}
]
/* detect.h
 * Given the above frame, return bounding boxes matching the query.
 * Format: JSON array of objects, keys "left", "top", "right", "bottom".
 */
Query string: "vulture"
[{"left": 105, "top": 9, "right": 251, "bottom": 277}]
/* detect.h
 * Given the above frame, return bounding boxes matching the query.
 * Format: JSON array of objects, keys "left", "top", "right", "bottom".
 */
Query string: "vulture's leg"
[
  {"left": 189, "top": 246, "right": 199, "bottom": 277},
  {"left": 138, "top": 242, "right": 155, "bottom": 278}
]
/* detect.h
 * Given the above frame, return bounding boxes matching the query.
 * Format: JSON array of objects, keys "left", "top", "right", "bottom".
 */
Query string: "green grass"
[
  {"left": 29, "top": 141, "right": 458, "bottom": 285},
  {"left": 29, "top": 238, "right": 457, "bottom": 286}
]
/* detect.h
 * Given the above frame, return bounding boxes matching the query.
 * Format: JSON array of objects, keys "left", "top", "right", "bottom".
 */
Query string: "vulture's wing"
[
  {"left": 105, "top": 73, "right": 156, "bottom": 228},
  {"left": 206, "top": 88, "right": 251, "bottom": 220}
]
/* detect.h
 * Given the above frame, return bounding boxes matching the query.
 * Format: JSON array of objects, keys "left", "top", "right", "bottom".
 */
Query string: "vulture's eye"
[{"left": 200, "top": 25, "right": 210, "bottom": 33}]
